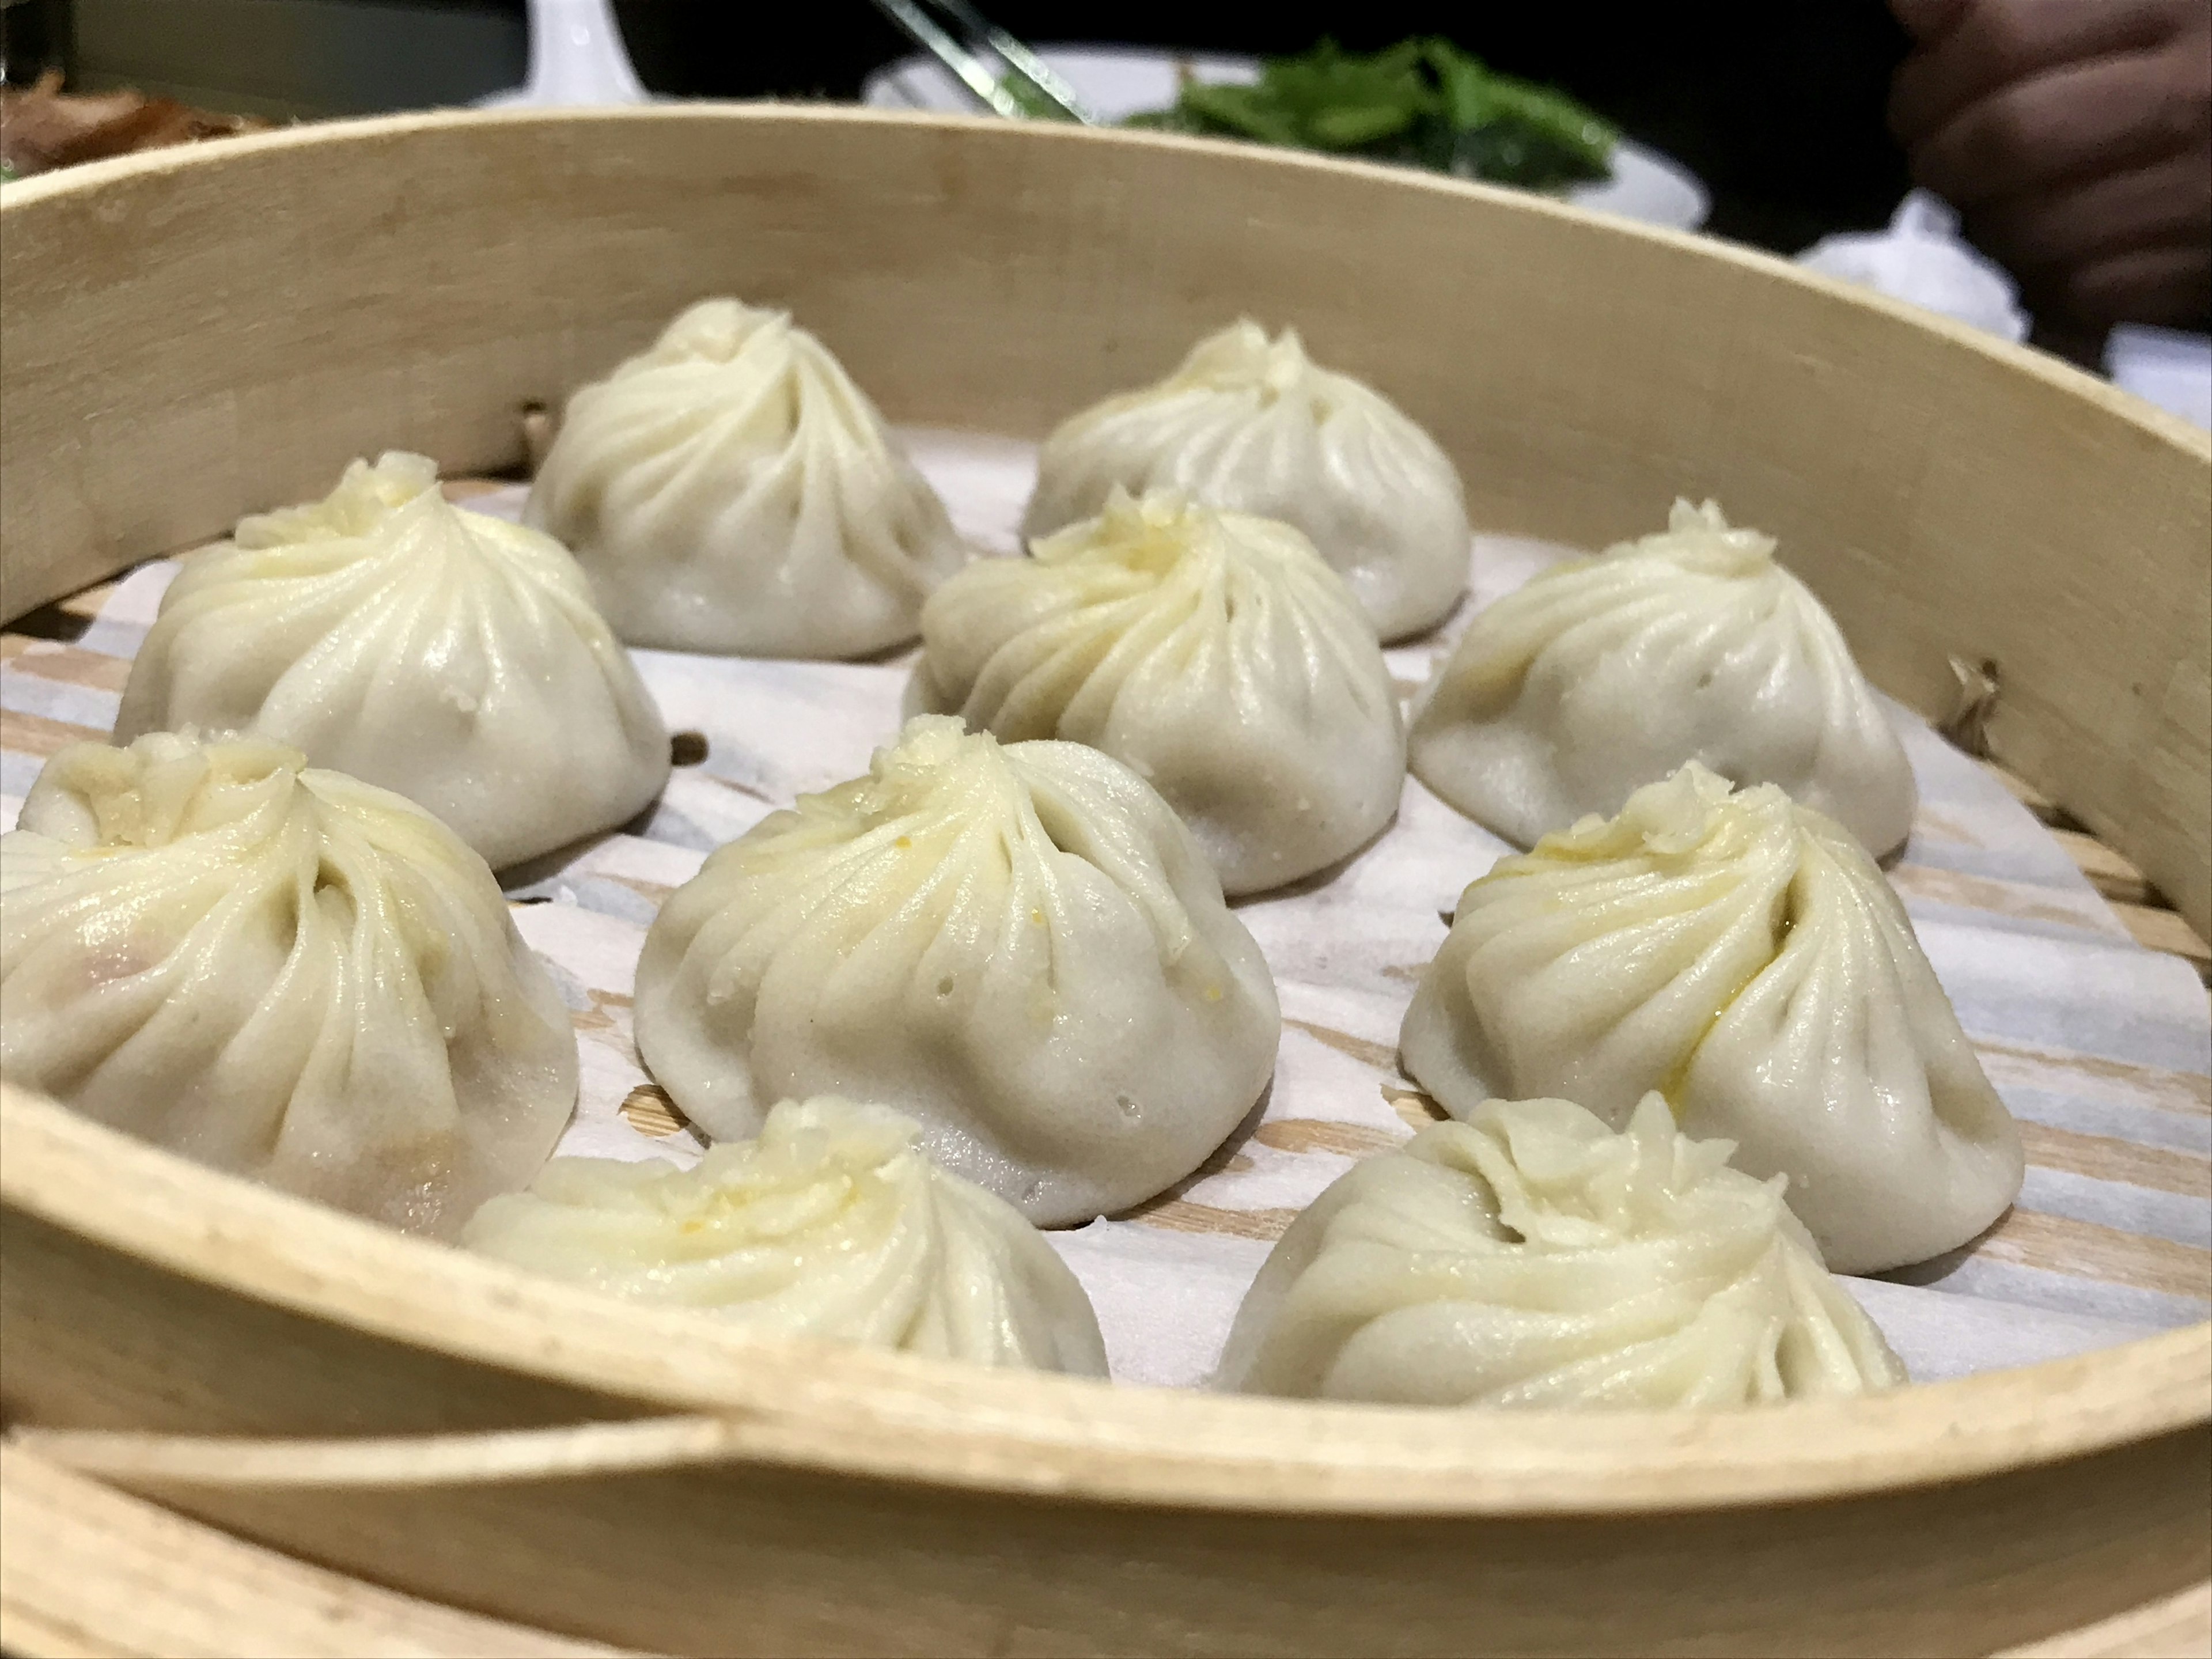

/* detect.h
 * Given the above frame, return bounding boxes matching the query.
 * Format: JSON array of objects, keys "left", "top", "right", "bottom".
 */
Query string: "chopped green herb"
[
  {"left": 998, "top": 69, "right": 1080, "bottom": 122},
  {"left": 1122, "top": 37, "right": 1615, "bottom": 191}
]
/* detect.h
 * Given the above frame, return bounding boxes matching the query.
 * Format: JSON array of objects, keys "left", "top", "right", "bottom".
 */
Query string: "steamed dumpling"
[
  {"left": 0, "top": 732, "right": 578, "bottom": 1236},
  {"left": 1399, "top": 763, "right": 2023, "bottom": 1274},
  {"left": 632, "top": 715, "right": 1281, "bottom": 1226},
  {"left": 1410, "top": 499, "right": 1916, "bottom": 857},
  {"left": 465, "top": 1096, "right": 1108, "bottom": 1375},
  {"left": 1024, "top": 321, "right": 1470, "bottom": 642},
  {"left": 1217, "top": 1093, "right": 1906, "bottom": 1406},
  {"left": 525, "top": 299, "right": 971, "bottom": 657},
  {"left": 115, "top": 452, "right": 670, "bottom": 872},
  {"left": 916, "top": 488, "right": 1406, "bottom": 895}
]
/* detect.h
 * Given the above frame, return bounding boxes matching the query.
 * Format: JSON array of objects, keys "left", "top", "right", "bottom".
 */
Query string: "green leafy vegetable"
[
  {"left": 1125, "top": 37, "right": 1615, "bottom": 191},
  {"left": 998, "top": 69, "right": 1080, "bottom": 122}
]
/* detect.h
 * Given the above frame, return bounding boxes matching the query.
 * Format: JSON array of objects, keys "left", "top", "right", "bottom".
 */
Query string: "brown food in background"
[{"left": 1, "top": 70, "right": 269, "bottom": 178}]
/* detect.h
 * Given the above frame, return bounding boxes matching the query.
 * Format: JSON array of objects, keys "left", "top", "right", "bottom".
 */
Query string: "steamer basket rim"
[
  {"left": 0, "top": 102, "right": 2205, "bottom": 463},
  {"left": 6, "top": 1082, "right": 2207, "bottom": 1515}
]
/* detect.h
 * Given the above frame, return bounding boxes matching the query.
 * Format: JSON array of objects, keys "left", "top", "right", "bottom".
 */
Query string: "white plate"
[{"left": 861, "top": 46, "right": 1710, "bottom": 232}]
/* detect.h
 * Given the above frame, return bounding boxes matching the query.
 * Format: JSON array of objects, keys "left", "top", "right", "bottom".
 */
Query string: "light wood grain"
[
  {"left": 12, "top": 1434, "right": 2202, "bottom": 1659},
  {"left": 1971, "top": 1038, "right": 2211, "bottom": 1119},
  {"left": 2017, "top": 1120, "right": 2211, "bottom": 1200},
  {"left": 0, "top": 706, "right": 108, "bottom": 759},
  {"left": 11, "top": 1410, "right": 2212, "bottom": 1659},
  {"left": 0, "top": 640, "right": 131, "bottom": 692},
  {"left": 0, "top": 1444, "right": 635, "bottom": 1658},
  {"left": 614, "top": 1084, "right": 688, "bottom": 1139},
  {"left": 2003, "top": 1581, "right": 2212, "bottom": 1658},
  {"left": 7, "top": 1437, "right": 2204, "bottom": 1659},
  {"left": 0, "top": 107, "right": 2207, "bottom": 1657}
]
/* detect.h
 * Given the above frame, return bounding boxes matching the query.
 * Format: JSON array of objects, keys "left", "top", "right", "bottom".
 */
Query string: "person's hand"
[{"left": 1889, "top": 0, "right": 2211, "bottom": 330}]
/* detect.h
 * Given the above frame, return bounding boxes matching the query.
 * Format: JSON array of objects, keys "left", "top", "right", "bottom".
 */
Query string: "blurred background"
[{"left": 0, "top": 0, "right": 1914, "bottom": 252}]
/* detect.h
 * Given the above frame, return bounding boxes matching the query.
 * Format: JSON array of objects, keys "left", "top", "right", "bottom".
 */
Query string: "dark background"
[
  {"left": 7, "top": 0, "right": 1918, "bottom": 255},
  {"left": 609, "top": 0, "right": 1918, "bottom": 253}
]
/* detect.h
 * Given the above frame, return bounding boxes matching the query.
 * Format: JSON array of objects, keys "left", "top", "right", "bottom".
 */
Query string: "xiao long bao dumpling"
[
  {"left": 526, "top": 298, "right": 971, "bottom": 657},
  {"left": 115, "top": 452, "right": 669, "bottom": 872},
  {"left": 1409, "top": 498, "right": 1916, "bottom": 857},
  {"left": 0, "top": 732, "right": 577, "bottom": 1237},
  {"left": 915, "top": 488, "right": 1406, "bottom": 896},
  {"left": 466, "top": 1096, "right": 1108, "bottom": 1375},
  {"left": 1217, "top": 1094, "right": 1906, "bottom": 1406},
  {"left": 1399, "top": 763, "right": 2024, "bottom": 1275},
  {"left": 1023, "top": 320, "right": 1471, "bottom": 642},
  {"left": 632, "top": 716, "right": 1281, "bottom": 1227}
]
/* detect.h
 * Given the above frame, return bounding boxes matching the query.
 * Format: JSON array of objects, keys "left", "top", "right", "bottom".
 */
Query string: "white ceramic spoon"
[{"left": 478, "top": 0, "right": 650, "bottom": 108}]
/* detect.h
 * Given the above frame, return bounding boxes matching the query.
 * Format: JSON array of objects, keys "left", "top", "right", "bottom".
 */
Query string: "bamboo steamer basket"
[{"left": 1, "top": 107, "right": 2207, "bottom": 1659}]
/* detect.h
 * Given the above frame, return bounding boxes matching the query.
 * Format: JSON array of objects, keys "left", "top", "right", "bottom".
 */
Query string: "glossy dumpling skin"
[
  {"left": 1023, "top": 320, "right": 1470, "bottom": 642},
  {"left": 1399, "top": 763, "right": 2023, "bottom": 1274},
  {"left": 1409, "top": 499, "right": 1916, "bottom": 857},
  {"left": 525, "top": 299, "right": 971, "bottom": 657},
  {"left": 466, "top": 1096, "right": 1109, "bottom": 1375},
  {"left": 0, "top": 732, "right": 578, "bottom": 1236},
  {"left": 1218, "top": 1093, "right": 1906, "bottom": 1406},
  {"left": 114, "top": 452, "right": 671, "bottom": 872},
  {"left": 916, "top": 488, "right": 1406, "bottom": 895},
  {"left": 632, "top": 715, "right": 1282, "bottom": 1228}
]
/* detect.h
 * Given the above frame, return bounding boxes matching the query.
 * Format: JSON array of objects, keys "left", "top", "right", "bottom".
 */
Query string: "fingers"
[
  {"left": 1889, "top": 0, "right": 1969, "bottom": 47},
  {"left": 2050, "top": 240, "right": 2212, "bottom": 327},
  {"left": 1965, "top": 148, "right": 2212, "bottom": 271},
  {"left": 1887, "top": 0, "right": 2212, "bottom": 327},
  {"left": 1908, "top": 47, "right": 2212, "bottom": 203},
  {"left": 1889, "top": 0, "right": 2183, "bottom": 146}
]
